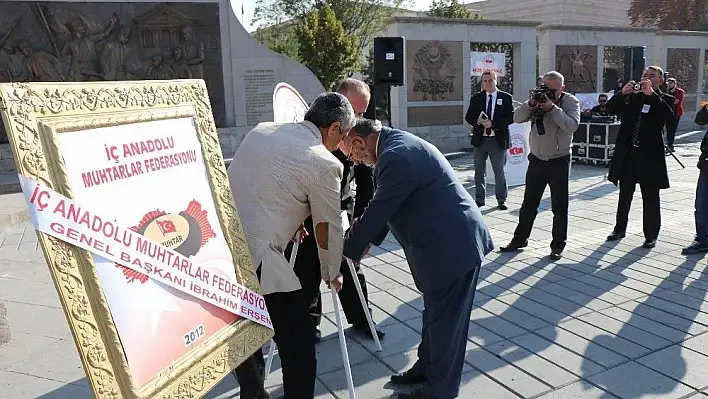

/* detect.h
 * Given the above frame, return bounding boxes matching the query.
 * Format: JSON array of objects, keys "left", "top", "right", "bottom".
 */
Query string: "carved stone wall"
[
  {"left": 0, "top": 2, "right": 225, "bottom": 144},
  {"left": 555, "top": 45, "right": 598, "bottom": 93},
  {"left": 667, "top": 48, "right": 699, "bottom": 95},
  {"left": 406, "top": 40, "right": 463, "bottom": 102}
]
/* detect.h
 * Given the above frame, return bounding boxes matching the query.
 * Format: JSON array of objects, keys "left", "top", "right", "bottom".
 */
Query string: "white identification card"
[
  {"left": 641, "top": 104, "right": 651, "bottom": 113},
  {"left": 496, "top": 98, "right": 503, "bottom": 105}
]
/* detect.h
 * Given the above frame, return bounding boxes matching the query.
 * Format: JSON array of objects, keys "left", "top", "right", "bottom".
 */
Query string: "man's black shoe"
[
  {"left": 606, "top": 231, "right": 626, "bottom": 241},
  {"left": 476, "top": 200, "right": 485, "bottom": 207},
  {"left": 550, "top": 251, "right": 562, "bottom": 261},
  {"left": 314, "top": 327, "right": 322, "bottom": 343},
  {"left": 643, "top": 238, "right": 657, "bottom": 248},
  {"left": 352, "top": 323, "right": 385, "bottom": 340},
  {"left": 682, "top": 241, "right": 708, "bottom": 255},
  {"left": 397, "top": 388, "right": 426, "bottom": 398},
  {"left": 390, "top": 368, "right": 427, "bottom": 385},
  {"left": 499, "top": 240, "right": 528, "bottom": 252},
  {"left": 498, "top": 202, "right": 508, "bottom": 210}
]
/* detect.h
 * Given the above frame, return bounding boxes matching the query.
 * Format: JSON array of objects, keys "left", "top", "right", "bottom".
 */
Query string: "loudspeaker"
[
  {"left": 624, "top": 46, "right": 645, "bottom": 81},
  {"left": 373, "top": 37, "right": 405, "bottom": 86}
]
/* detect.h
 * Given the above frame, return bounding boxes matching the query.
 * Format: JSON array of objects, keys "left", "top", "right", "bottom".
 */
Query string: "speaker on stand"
[{"left": 373, "top": 36, "right": 405, "bottom": 127}]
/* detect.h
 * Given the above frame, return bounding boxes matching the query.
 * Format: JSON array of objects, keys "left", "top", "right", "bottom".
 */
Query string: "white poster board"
[
  {"left": 485, "top": 122, "right": 530, "bottom": 187},
  {"left": 273, "top": 82, "right": 309, "bottom": 123},
  {"left": 470, "top": 52, "right": 506, "bottom": 77}
]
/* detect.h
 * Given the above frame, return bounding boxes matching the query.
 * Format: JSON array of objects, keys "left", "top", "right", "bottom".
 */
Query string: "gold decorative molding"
[{"left": 0, "top": 80, "right": 272, "bottom": 399}]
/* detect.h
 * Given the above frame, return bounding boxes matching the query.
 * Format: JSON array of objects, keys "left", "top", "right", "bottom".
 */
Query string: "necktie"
[
  {"left": 631, "top": 107, "right": 642, "bottom": 148},
  {"left": 485, "top": 94, "right": 493, "bottom": 135}
]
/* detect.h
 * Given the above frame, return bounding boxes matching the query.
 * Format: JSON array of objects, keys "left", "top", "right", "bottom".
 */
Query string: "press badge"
[
  {"left": 497, "top": 98, "right": 503, "bottom": 105},
  {"left": 641, "top": 104, "right": 651, "bottom": 113}
]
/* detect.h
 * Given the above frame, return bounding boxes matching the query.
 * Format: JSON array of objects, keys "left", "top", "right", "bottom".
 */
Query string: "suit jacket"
[
  {"left": 333, "top": 149, "right": 374, "bottom": 218},
  {"left": 465, "top": 90, "right": 515, "bottom": 149},
  {"left": 606, "top": 90, "right": 674, "bottom": 189},
  {"left": 228, "top": 121, "right": 344, "bottom": 295},
  {"left": 342, "top": 127, "right": 495, "bottom": 293}
]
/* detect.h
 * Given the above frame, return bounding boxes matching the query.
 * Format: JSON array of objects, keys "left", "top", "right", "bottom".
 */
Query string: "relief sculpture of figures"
[
  {"left": 14, "top": 42, "right": 64, "bottom": 81},
  {"left": 144, "top": 54, "right": 175, "bottom": 80},
  {"left": 172, "top": 47, "right": 192, "bottom": 79},
  {"left": 179, "top": 26, "right": 204, "bottom": 79},
  {"left": 411, "top": 41, "right": 458, "bottom": 101},
  {"left": 556, "top": 46, "right": 597, "bottom": 93},
  {"left": 101, "top": 24, "right": 138, "bottom": 80},
  {"left": 49, "top": 11, "right": 117, "bottom": 81}
]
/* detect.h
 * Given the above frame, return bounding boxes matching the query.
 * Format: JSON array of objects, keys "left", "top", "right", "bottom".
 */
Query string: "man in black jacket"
[
  {"left": 682, "top": 104, "right": 708, "bottom": 254},
  {"left": 465, "top": 70, "right": 515, "bottom": 210},
  {"left": 286, "top": 78, "right": 384, "bottom": 341},
  {"left": 605, "top": 66, "right": 674, "bottom": 248}
]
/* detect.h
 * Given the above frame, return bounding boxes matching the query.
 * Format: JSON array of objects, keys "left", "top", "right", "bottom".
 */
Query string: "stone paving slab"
[{"left": 2, "top": 139, "right": 708, "bottom": 398}]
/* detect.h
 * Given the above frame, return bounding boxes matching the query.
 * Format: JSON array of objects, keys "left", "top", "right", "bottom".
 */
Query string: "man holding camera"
[
  {"left": 605, "top": 66, "right": 674, "bottom": 248},
  {"left": 465, "top": 70, "right": 515, "bottom": 210},
  {"left": 500, "top": 71, "right": 580, "bottom": 260},
  {"left": 682, "top": 104, "right": 708, "bottom": 254}
]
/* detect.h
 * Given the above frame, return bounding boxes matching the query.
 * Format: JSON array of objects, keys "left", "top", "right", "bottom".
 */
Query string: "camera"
[{"left": 533, "top": 84, "right": 556, "bottom": 103}]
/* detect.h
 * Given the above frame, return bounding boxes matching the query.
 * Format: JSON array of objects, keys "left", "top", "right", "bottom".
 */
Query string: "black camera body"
[{"left": 533, "top": 84, "right": 556, "bottom": 103}]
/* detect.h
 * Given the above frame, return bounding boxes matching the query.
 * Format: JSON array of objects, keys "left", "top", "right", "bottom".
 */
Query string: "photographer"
[
  {"left": 682, "top": 104, "right": 708, "bottom": 254},
  {"left": 605, "top": 66, "right": 674, "bottom": 248},
  {"left": 500, "top": 71, "right": 580, "bottom": 260}
]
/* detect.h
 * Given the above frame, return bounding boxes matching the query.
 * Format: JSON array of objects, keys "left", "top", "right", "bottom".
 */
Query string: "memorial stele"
[{"left": 0, "top": 0, "right": 325, "bottom": 173}]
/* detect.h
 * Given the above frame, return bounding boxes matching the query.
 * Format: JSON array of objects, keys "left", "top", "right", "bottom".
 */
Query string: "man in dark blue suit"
[{"left": 341, "top": 119, "right": 494, "bottom": 399}]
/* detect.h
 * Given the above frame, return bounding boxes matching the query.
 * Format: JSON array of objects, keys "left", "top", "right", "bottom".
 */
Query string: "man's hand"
[
  {"left": 291, "top": 224, "right": 308, "bottom": 244},
  {"left": 528, "top": 89, "right": 537, "bottom": 107},
  {"left": 622, "top": 81, "right": 635, "bottom": 96},
  {"left": 539, "top": 98, "right": 554, "bottom": 112},
  {"left": 641, "top": 79, "right": 654, "bottom": 96},
  {"left": 481, "top": 120, "right": 492, "bottom": 129},
  {"left": 327, "top": 274, "right": 344, "bottom": 293}
]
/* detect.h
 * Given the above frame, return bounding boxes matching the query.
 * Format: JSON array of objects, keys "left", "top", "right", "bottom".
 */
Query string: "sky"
[{"left": 232, "top": 0, "right": 440, "bottom": 32}]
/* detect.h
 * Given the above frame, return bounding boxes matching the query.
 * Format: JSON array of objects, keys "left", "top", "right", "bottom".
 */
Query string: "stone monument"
[{"left": 0, "top": 1, "right": 325, "bottom": 177}]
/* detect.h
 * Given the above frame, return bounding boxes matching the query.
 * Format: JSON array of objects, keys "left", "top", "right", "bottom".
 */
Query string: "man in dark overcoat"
[{"left": 605, "top": 65, "right": 674, "bottom": 248}]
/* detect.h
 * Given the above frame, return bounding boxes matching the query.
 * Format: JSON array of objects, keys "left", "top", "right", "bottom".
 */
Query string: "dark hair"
[
  {"left": 598, "top": 94, "right": 608, "bottom": 99},
  {"left": 304, "top": 92, "right": 356, "bottom": 131},
  {"left": 351, "top": 118, "right": 383, "bottom": 138}
]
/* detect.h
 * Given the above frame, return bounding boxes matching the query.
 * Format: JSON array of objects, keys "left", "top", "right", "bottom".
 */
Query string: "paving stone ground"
[{"left": 2, "top": 132, "right": 708, "bottom": 398}]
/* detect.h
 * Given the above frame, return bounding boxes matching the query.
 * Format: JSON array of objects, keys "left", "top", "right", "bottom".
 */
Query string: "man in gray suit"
[{"left": 341, "top": 119, "right": 494, "bottom": 399}]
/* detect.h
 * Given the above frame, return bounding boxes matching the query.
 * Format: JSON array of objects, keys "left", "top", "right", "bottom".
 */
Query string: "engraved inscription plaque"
[
  {"left": 407, "top": 105, "right": 463, "bottom": 127},
  {"left": 244, "top": 69, "right": 276, "bottom": 127}
]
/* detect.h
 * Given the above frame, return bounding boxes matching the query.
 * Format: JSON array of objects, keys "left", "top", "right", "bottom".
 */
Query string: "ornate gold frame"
[{"left": 0, "top": 80, "right": 273, "bottom": 399}]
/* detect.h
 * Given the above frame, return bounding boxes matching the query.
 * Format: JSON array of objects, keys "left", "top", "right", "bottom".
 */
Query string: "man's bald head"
[{"left": 337, "top": 78, "right": 370, "bottom": 117}]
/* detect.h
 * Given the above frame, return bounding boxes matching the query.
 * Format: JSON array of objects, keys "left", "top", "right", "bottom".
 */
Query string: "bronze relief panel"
[
  {"left": 0, "top": 2, "right": 225, "bottom": 136},
  {"left": 406, "top": 40, "right": 463, "bottom": 102},
  {"left": 556, "top": 45, "right": 598, "bottom": 93}
]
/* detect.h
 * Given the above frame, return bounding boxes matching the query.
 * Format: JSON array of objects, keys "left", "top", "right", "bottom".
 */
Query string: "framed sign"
[{"left": 0, "top": 80, "right": 273, "bottom": 398}]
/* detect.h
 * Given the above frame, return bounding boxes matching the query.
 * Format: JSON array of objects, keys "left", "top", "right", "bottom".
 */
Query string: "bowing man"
[{"left": 340, "top": 119, "right": 494, "bottom": 399}]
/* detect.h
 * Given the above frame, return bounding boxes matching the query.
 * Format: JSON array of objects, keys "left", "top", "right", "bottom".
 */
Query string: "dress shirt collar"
[{"left": 300, "top": 120, "right": 323, "bottom": 142}]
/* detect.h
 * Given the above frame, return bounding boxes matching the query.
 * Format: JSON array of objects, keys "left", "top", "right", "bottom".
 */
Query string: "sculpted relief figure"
[
  {"left": 101, "top": 24, "right": 139, "bottom": 80},
  {"left": 56, "top": 12, "right": 117, "bottom": 81},
  {"left": 144, "top": 54, "right": 175, "bottom": 80},
  {"left": 179, "top": 26, "right": 204, "bottom": 79},
  {"left": 172, "top": 47, "right": 192, "bottom": 79},
  {"left": 15, "top": 42, "right": 64, "bottom": 82}
]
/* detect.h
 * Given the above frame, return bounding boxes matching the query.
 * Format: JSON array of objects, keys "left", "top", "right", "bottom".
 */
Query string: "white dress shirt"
[{"left": 228, "top": 121, "right": 344, "bottom": 295}]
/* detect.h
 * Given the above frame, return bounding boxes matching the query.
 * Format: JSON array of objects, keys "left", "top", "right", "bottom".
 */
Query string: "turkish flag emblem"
[{"left": 156, "top": 220, "right": 177, "bottom": 236}]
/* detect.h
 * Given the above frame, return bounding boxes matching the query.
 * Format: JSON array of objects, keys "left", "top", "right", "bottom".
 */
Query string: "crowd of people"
[{"left": 222, "top": 64, "right": 706, "bottom": 399}]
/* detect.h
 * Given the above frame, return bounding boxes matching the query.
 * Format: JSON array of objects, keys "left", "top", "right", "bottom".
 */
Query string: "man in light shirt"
[{"left": 228, "top": 92, "right": 355, "bottom": 399}]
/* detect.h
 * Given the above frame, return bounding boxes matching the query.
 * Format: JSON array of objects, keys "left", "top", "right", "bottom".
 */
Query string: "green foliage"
[
  {"left": 428, "top": 0, "right": 481, "bottom": 19},
  {"left": 295, "top": 4, "right": 360, "bottom": 91},
  {"left": 252, "top": 25, "right": 300, "bottom": 61},
  {"left": 253, "top": 0, "right": 408, "bottom": 49},
  {"left": 628, "top": 0, "right": 708, "bottom": 30}
]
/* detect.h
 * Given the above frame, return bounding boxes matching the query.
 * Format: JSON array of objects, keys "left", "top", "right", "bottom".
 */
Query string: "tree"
[
  {"left": 295, "top": 4, "right": 360, "bottom": 91},
  {"left": 628, "top": 0, "right": 708, "bottom": 30},
  {"left": 253, "top": 0, "right": 407, "bottom": 49},
  {"left": 428, "top": 0, "right": 481, "bottom": 19},
  {"left": 252, "top": 25, "right": 300, "bottom": 61}
]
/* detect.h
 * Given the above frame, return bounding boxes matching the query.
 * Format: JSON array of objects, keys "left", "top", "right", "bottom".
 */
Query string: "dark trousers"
[
  {"left": 232, "top": 267, "right": 316, "bottom": 399},
  {"left": 614, "top": 150, "right": 661, "bottom": 239},
  {"left": 695, "top": 169, "right": 708, "bottom": 244},
  {"left": 286, "top": 216, "right": 371, "bottom": 328},
  {"left": 410, "top": 267, "right": 480, "bottom": 399},
  {"left": 666, "top": 115, "right": 681, "bottom": 148},
  {"left": 512, "top": 154, "right": 570, "bottom": 251}
]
